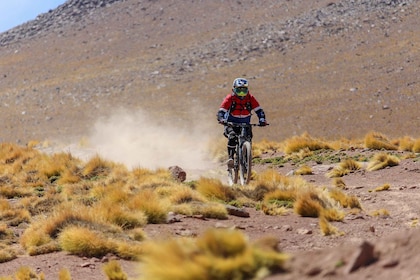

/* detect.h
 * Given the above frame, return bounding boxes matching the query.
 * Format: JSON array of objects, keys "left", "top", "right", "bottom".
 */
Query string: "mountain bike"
[{"left": 224, "top": 123, "right": 266, "bottom": 186}]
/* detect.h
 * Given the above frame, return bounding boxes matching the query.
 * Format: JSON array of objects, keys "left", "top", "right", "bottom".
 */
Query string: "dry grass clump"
[
  {"left": 195, "top": 177, "right": 236, "bottom": 202},
  {"left": 167, "top": 185, "right": 207, "bottom": 205},
  {"left": 12, "top": 266, "right": 45, "bottom": 280},
  {"left": 413, "top": 138, "right": 420, "bottom": 153},
  {"left": 364, "top": 131, "right": 398, "bottom": 150},
  {"left": 329, "top": 188, "right": 362, "bottom": 209},
  {"left": 253, "top": 140, "right": 284, "bottom": 157},
  {"left": 319, "top": 216, "right": 341, "bottom": 236},
  {"left": 103, "top": 260, "right": 128, "bottom": 280},
  {"left": 254, "top": 169, "right": 290, "bottom": 192},
  {"left": 0, "top": 199, "right": 31, "bottom": 226},
  {"left": 396, "top": 136, "right": 415, "bottom": 152},
  {"left": 0, "top": 251, "right": 17, "bottom": 264},
  {"left": 326, "top": 158, "right": 361, "bottom": 178},
  {"left": 140, "top": 228, "right": 288, "bottom": 280},
  {"left": 81, "top": 154, "right": 114, "bottom": 179},
  {"left": 369, "top": 183, "right": 391, "bottom": 192},
  {"left": 58, "top": 226, "right": 115, "bottom": 257},
  {"left": 370, "top": 208, "right": 390, "bottom": 217},
  {"left": 294, "top": 165, "right": 313, "bottom": 175},
  {"left": 127, "top": 189, "right": 170, "bottom": 224},
  {"left": 283, "top": 133, "right": 332, "bottom": 154},
  {"left": 333, "top": 178, "right": 346, "bottom": 189},
  {"left": 366, "top": 153, "right": 400, "bottom": 171},
  {"left": 58, "top": 269, "right": 72, "bottom": 280}
]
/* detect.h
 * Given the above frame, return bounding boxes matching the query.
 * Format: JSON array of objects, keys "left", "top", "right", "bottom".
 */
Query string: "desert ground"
[{"left": 0, "top": 0, "right": 419, "bottom": 279}]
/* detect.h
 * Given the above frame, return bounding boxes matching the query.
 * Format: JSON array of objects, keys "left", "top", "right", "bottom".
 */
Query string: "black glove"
[
  {"left": 259, "top": 118, "right": 267, "bottom": 126},
  {"left": 217, "top": 110, "right": 226, "bottom": 124}
]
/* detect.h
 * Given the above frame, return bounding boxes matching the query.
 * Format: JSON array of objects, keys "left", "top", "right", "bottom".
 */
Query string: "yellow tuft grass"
[
  {"left": 396, "top": 136, "right": 415, "bottom": 152},
  {"left": 366, "top": 153, "right": 400, "bottom": 171},
  {"left": 191, "top": 202, "right": 228, "bottom": 219},
  {"left": 325, "top": 167, "right": 349, "bottom": 178},
  {"left": 364, "top": 131, "right": 398, "bottom": 150},
  {"left": 0, "top": 199, "right": 31, "bottom": 226},
  {"left": 94, "top": 202, "right": 148, "bottom": 229},
  {"left": 127, "top": 189, "right": 170, "bottom": 224},
  {"left": 319, "top": 216, "right": 340, "bottom": 236},
  {"left": 114, "top": 241, "right": 144, "bottom": 261},
  {"left": 13, "top": 266, "right": 43, "bottom": 280},
  {"left": 369, "top": 183, "right": 391, "bottom": 192},
  {"left": 195, "top": 178, "right": 236, "bottom": 202},
  {"left": 413, "top": 138, "right": 420, "bottom": 153},
  {"left": 58, "top": 268, "right": 72, "bottom": 280},
  {"left": 329, "top": 188, "right": 361, "bottom": 209},
  {"left": 81, "top": 154, "right": 113, "bottom": 178},
  {"left": 141, "top": 228, "right": 288, "bottom": 280},
  {"left": 326, "top": 158, "right": 361, "bottom": 178},
  {"left": 59, "top": 226, "right": 115, "bottom": 257},
  {"left": 333, "top": 178, "right": 346, "bottom": 189},
  {"left": 253, "top": 139, "right": 284, "bottom": 157},
  {"left": 294, "top": 165, "right": 313, "bottom": 175},
  {"left": 370, "top": 209, "right": 390, "bottom": 217},
  {"left": 294, "top": 191, "right": 323, "bottom": 218},
  {"left": 284, "top": 133, "right": 332, "bottom": 154},
  {"left": 0, "top": 247, "right": 17, "bottom": 263},
  {"left": 168, "top": 185, "right": 207, "bottom": 204},
  {"left": 103, "top": 260, "right": 128, "bottom": 280}
]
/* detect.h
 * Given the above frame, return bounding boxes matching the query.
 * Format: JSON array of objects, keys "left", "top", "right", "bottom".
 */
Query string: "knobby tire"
[{"left": 239, "top": 141, "right": 252, "bottom": 185}]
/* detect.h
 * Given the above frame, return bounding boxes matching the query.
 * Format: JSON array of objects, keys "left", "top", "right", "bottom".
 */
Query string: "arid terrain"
[{"left": 0, "top": 0, "right": 419, "bottom": 279}]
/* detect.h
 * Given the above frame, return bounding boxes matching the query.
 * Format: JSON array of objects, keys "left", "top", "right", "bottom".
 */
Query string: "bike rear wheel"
[{"left": 239, "top": 141, "right": 252, "bottom": 185}]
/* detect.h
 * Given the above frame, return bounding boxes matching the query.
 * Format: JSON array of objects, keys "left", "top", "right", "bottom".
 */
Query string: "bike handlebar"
[{"left": 221, "top": 122, "right": 269, "bottom": 127}]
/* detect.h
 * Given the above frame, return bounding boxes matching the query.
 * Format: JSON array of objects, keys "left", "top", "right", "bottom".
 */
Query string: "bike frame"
[{"left": 225, "top": 123, "right": 263, "bottom": 186}]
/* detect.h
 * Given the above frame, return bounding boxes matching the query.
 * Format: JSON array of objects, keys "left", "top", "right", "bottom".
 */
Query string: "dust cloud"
[{"left": 88, "top": 110, "right": 219, "bottom": 171}]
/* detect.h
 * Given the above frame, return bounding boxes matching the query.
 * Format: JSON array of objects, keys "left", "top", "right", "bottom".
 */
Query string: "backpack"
[{"left": 229, "top": 95, "right": 252, "bottom": 113}]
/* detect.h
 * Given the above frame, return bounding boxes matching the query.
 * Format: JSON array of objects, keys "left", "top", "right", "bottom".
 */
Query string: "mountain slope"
[{"left": 0, "top": 0, "right": 419, "bottom": 143}]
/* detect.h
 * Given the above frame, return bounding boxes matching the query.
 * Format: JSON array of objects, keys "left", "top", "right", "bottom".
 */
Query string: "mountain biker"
[{"left": 217, "top": 77, "right": 268, "bottom": 168}]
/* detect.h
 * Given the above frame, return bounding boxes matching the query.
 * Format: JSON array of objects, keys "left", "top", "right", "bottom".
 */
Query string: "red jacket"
[{"left": 218, "top": 92, "right": 264, "bottom": 124}]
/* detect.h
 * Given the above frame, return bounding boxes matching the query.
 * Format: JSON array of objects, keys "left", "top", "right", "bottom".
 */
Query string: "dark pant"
[{"left": 223, "top": 125, "right": 253, "bottom": 158}]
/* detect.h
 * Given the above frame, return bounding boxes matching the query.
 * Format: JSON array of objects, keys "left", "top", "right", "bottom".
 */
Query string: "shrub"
[
  {"left": 413, "top": 138, "right": 420, "bottom": 153},
  {"left": 141, "top": 229, "right": 288, "bottom": 280},
  {"left": 364, "top": 132, "right": 398, "bottom": 150},
  {"left": 284, "top": 133, "right": 332, "bottom": 154},
  {"left": 103, "top": 260, "right": 128, "bottom": 280},
  {"left": 294, "top": 165, "right": 313, "bottom": 175},
  {"left": 195, "top": 178, "right": 236, "bottom": 202},
  {"left": 59, "top": 226, "right": 115, "bottom": 257},
  {"left": 367, "top": 153, "right": 400, "bottom": 171}
]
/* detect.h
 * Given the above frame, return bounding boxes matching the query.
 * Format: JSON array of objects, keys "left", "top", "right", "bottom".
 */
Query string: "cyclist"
[{"left": 217, "top": 77, "right": 268, "bottom": 168}]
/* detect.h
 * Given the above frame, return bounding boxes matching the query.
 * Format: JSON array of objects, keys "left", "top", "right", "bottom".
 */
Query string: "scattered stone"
[
  {"left": 380, "top": 258, "right": 399, "bottom": 268},
  {"left": 344, "top": 241, "right": 376, "bottom": 274},
  {"left": 166, "top": 212, "right": 182, "bottom": 223},
  {"left": 168, "top": 166, "right": 186, "bottom": 182},
  {"left": 225, "top": 205, "right": 250, "bottom": 217},
  {"left": 297, "top": 228, "right": 312, "bottom": 235}
]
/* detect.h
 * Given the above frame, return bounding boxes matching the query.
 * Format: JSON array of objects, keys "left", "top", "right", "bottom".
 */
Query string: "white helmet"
[{"left": 232, "top": 78, "right": 249, "bottom": 98}]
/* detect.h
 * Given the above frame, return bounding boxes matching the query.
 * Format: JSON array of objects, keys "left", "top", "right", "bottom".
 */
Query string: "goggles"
[{"left": 234, "top": 87, "right": 249, "bottom": 96}]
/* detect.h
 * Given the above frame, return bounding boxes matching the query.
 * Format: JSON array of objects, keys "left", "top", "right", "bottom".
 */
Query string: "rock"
[
  {"left": 168, "top": 166, "right": 186, "bottom": 182},
  {"left": 225, "top": 205, "right": 250, "bottom": 217},
  {"left": 344, "top": 241, "right": 376, "bottom": 274}
]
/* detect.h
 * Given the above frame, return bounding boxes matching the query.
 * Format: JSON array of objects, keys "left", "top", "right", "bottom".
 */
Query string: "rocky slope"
[{"left": 0, "top": 0, "right": 418, "bottom": 144}]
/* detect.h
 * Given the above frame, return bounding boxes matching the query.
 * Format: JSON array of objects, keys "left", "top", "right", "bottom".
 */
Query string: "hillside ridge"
[{"left": 0, "top": 0, "right": 419, "bottom": 143}]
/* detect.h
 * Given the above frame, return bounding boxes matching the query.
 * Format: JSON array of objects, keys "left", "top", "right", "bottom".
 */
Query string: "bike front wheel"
[{"left": 239, "top": 141, "right": 252, "bottom": 185}]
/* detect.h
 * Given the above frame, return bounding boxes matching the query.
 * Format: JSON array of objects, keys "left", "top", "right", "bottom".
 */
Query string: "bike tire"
[
  {"left": 227, "top": 165, "right": 238, "bottom": 186},
  {"left": 239, "top": 141, "right": 252, "bottom": 185}
]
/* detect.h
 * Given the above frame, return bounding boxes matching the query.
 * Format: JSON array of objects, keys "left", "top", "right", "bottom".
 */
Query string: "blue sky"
[{"left": 0, "top": 0, "right": 67, "bottom": 33}]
